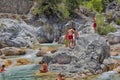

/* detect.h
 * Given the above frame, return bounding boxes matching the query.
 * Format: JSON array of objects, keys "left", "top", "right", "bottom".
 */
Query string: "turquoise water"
[
  {"left": 0, "top": 64, "right": 40, "bottom": 80},
  {"left": 0, "top": 44, "right": 120, "bottom": 80},
  {"left": 95, "top": 71, "right": 120, "bottom": 80},
  {"left": 40, "top": 43, "right": 62, "bottom": 47}
]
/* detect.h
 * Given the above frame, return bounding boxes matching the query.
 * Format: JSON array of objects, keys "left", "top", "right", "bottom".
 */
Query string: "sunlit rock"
[
  {"left": 4, "top": 60, "right": 12, "bottom": 67},
  {"left": 0, "top": 47, "right": 26, "bottom": 56},
  {"left": 16, "top": 58, "right": 30, "bottom": 66},
  {"left": 0, "top": 19, "right": 39, "bottom": 48}
]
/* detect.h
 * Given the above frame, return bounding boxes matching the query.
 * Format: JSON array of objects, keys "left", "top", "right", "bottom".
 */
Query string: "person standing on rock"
[
  {"left": 93, "top": 17, "right": 97, "bottom": 33},
  {"left": 64, "top": 31, "right": 70, "bottom": 48},
  {"left": 72, "top": 28, "right": 79, "bottom": 48},
  {"left": 64, "top": 28, "right": 78, "bottom": 49}
]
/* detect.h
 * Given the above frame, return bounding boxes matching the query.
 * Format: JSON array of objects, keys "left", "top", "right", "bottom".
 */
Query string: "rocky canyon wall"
[{"left": 0, "top": 0, "right": 34, "bottom": 14}]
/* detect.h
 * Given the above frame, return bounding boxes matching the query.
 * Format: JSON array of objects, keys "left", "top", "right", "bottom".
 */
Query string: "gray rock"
[
  {"left": 107, "top": 32, "right": 120, "bottom": 44},
  {"left": 105, "top": 1, "right": 120, "bottom": 24},
  {"left": 0, "top": 0, "right": 33, "bottom": 14},
  {"left": 0, "top": 19, "right": 39, "bottom": 48},
  {"left": 36, "top": 50, "right": 46, "bottom": 57},
  {"left": 0, "top": 47, "right": 26, "bottom": 56},
  {"left": 42, "top": 34, "right": 110, "bottom": 74}
]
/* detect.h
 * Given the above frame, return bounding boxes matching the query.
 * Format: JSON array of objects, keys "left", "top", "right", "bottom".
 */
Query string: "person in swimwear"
[
  {"left": 93, "top": 17, "right": 97, "bottom": 33},
  {"left": 72, "top": 28, "right": 79, "bottom": 48},
  {"left": 64, "top": 29, "right": 73, "bottom": 48},
  {"left": 56, "top": 73, "right": 65, "bottom": 80},
  {"left": 39, "top": 61, "right": 48, "bottom": 73},
  {"left": 65, "top": 28, "right": 78, "bottom": 48},
  {"left": 0, "top": 65, "right": 5, "bottom": 73}
]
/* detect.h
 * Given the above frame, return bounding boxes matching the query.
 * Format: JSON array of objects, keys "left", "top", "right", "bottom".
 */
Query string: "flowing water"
[
  {"left": 0, "top": 43, "right": 120, "bottom": 80},
  {"left": 0, "top": 43, "right": 61, "bottom": 80},
  {"left": 0, "top": 48, "right": 41, "bottom": 80},
  {"left": 0, "top": 64, "right": 40, "bottom": 80}
]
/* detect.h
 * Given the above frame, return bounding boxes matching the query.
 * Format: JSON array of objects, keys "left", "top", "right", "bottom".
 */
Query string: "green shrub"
[
  {"left": 96, "top": 14, "right": 104, "bottom": 27},
  {"left": 33, "top": 0, "right": 80, "bottom": 20},
  {"left": 32, "top": 8, "right": 40, "bottom": 15},
  {"left": 96, "top": 14, "right": 117, "bottom": 35},
  {"left": 100, "top": 24, "right": 117, "bottom": 35},
  {"left": 57, "top": 3, "right": 70, "bottom": 19},
  {"left": 81, "top": 0, "right": 103, "bottom": 13},
  {"left": 116, "top": 19, "right": 120, "bottom": 25},
  {"left": 91, "top": 0, "right": 103, "bottom": 13}
]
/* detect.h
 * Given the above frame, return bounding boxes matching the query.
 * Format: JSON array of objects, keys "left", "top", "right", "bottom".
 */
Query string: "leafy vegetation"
[
  {"left": 33, "top": 0, "right": 80, "bottom": 20},
  {"left": 32, "top": 0, "right": 118, "bottom": 35},
  {"left": 96, "top": 14, "right": 117, "bottom": 35},
  {"left": 116, "top": 19, "right": 120, "bottom": 25},
  {"left": 81, "top": 0, "right": 103, "bottom": 13},
  {"left": 33, "top": 0, "right": 119, "bottom": 20}
]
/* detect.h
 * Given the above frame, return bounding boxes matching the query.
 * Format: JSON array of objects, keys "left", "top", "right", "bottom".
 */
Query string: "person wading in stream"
[
  {"left": 0, "top": 64, "right": 6, "bottom": 80},
  {"left": 39, "top": 61, "right": 48, "bottom": 73},
  {"left": 56, "top": 73, "right": 65, "bottom": 80},
  {"left": 0, "top": 65, "right": 6, "bottom": 72}
]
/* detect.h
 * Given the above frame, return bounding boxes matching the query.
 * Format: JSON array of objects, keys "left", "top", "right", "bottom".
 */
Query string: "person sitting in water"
[
  {"left": 56, "top": 73, "right": 65, "bottom": 80},
  {"left": 39, "top": 61, "right": 48, "bottom": 73},
  {"left": 0, "top": 65, "right": 6, "bottom": 72}
]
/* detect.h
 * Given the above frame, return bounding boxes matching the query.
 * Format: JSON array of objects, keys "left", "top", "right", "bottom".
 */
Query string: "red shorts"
[
  {"left": 93, "top": 23, "right": 96, "bottom": 29},
  {"left": 67, "top": 34, "right": 73, "bottom": 40}
]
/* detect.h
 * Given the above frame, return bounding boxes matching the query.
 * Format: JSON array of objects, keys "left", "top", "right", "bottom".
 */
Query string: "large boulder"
[
  {"left": 107, "top": 32, "right": 120, "bottom": 44},
  {"left": 42, "top": 34, "right": 110, "bottom": 75},
  {"left": 0, "top": 19, "right": 39, "bottom": 48}
]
